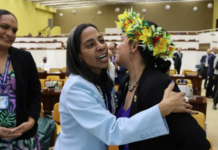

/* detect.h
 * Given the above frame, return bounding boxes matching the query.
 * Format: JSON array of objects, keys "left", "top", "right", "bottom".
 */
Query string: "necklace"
[{"left": 128, "top": 75, "right": 141, "bottom": 91}]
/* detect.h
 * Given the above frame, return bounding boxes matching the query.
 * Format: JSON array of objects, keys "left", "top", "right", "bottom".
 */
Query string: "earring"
[{"left": 129, "top": 50, "right": 133, "bottom": 54}]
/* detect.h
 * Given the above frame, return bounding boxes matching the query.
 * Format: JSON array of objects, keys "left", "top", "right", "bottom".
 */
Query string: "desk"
[
  {"left": 170, "top": 75, "right": 202, "bottom": 95},
  {"left": 189, "top": 96, "right": 207, "bottom": 116},
  {"left": 41, "top": 89, "right": 61, "bottom": 115},
  {"left": 38, "top": 71, "right": 66, "bottom": 79}
]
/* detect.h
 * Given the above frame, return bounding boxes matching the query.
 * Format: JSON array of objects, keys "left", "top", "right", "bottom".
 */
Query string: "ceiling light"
[
  {"left": 165, "top": 5, "right": 170, "bottom": 10},
  {"left": 142, "top": 9, "right": 146, "bottom": 13},
  {"left": 59, "top": 13, "right": 63, "bottom": 17},
  {"left": 193, "top": 6, "right": 198, "bottom": 11},
  {"left": 97, "top": 11, "right": 102, "bottom": 15},
  {"left": 72, "top": 10, "right": 76, "bottom": 14},
  {"left": 207, "top": 3, "right": 213, "bottom": 9},
  {"left": 115, "top": 7, "right": 120, "bottom": 13}
]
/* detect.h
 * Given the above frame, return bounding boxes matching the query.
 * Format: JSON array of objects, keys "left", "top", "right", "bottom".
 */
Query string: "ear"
[{"left": 130, "top": 42, "right": 139, "bottom": 53}]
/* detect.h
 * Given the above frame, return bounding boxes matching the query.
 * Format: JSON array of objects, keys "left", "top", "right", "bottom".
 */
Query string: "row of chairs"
[
  {"left": 37, "top": 67, "right": 66, "bottom": 73},
  {"left": 169, "top": 69, "right": 198, "bottom": 76},
  {"left": 41, "top": 102, "right": 212, "bottom": 150}
]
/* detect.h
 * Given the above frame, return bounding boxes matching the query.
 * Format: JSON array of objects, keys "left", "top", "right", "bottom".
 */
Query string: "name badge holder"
[{"left": 0, "top": 55, "right": 11, "bottom": 110}]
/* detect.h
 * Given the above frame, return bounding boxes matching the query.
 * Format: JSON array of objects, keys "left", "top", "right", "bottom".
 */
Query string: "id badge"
[{"left": 0, "top": 94, "right": 9, "bottom": 110}]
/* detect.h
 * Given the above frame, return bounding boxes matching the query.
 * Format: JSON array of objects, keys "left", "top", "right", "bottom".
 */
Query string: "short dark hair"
[
  {"left": 0, "top": 9, "right": 17, "bottom": 21},
  {"left": 67, "top": 23, "right": 114, "bottom": 90},
  {"left": 129, "top": 21, "right": 171, "bottom": 73}
]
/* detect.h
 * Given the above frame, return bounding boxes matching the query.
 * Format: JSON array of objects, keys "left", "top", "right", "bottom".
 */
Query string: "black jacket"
[
  {"left": 9, "top": 46, "right": 41, "bottom": 140},
  {"left": 173, "top": 52, "right": 183, "bottom": 66},
  {"left": 117, "top": 67, "right": 210, "bottom": 150}
]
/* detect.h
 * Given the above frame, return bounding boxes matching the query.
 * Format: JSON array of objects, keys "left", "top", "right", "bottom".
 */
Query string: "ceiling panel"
[{"left": 27, "top": 0, "right": 211, "bottom": 9}]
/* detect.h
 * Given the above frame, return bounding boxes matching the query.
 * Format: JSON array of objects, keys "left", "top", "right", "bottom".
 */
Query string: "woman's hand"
[
  {"left": 0, "top": 126, "right": 22, "bottom": 139},
  {"left": 3, "top": 117, "right": 35, "bottom": 140},
  {"left": 158, "top": 82, "right": 197, "bottom": 117}
]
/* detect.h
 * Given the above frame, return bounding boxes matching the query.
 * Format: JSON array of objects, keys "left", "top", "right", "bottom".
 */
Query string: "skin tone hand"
[
  {"left": 2, "top": 117, "right": 35, "bottom": 140},
  {"left": 158, "top": 82, "right": 197, "bottom": 117}
]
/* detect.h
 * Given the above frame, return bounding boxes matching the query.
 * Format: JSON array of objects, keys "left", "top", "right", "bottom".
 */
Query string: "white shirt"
[
  {"left": 40, "top": 62, "right": 50, "bottom": 72},
  {"left": 205, "top": 55, "right": 209, "bottom": 67},
  {"left": 214, "top": 56, "right": 218, "bottom": 75},
  {"left": 108, "top": 60, "right": 115, "bottom": 82}
]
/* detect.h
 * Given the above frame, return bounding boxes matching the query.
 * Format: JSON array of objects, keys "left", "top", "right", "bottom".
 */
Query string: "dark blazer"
[
  {"left": 208, "top": 53, "right": 216, "bottom": 76},
  {"left": 110, "top": 56, "right": 127, "bottom": 84},
  {"left": 117, "top": 67, "right": 210, "bottom": 150},
  {"left": 173, "top": 52, "right": 183, "bottom": 66},
  {"left": 200, "top": 55, "right": 207, "bottom": 66},
  {"left": 9, "top": 46, "right": 41, "bottom": 140}
]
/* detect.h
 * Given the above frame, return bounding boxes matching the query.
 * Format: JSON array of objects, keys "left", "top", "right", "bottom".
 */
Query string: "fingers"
[
  {"left": 185, "top": 103, "right": 193, "bottom": 109},
  {"left": 185, "top": 109, "right": 198, "bottom": 115},
  {"left": 164, "top": 82, "right": 175, "bottom": 99},
  {"left": 11, "top": 125, "right": 23, "bottom": 133}
]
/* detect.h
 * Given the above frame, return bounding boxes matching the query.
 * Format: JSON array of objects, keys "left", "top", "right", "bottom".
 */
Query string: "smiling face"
[
  {"left": 79, "top": 26, "right": 108, "bottom": 75},
  {"left": 0, "top": 14, "right": 18, "bottom": 50}
]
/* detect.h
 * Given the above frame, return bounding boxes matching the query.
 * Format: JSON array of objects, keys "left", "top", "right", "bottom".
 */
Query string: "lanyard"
[
  {"left": 0, "top": 55, "right": 10, "bottom": 93},
  {"left": 104, "top": 93, "right": 109, "bottom": 110}
]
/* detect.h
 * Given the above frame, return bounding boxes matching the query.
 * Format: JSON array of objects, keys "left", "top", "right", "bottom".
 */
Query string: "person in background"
[
  {"left": 37, "top": 32, "right": 42, "bottom": 37},
  {"left": 27, "top": 33, "right": 32, "bottom": 37},
  {"left": 206, "top": 47, "right": 218, "bottom": 98},
  {"left": 54, "top": 23, "right": 195, "bottom": 150},
  {"left": 212, "top": 46, "right": 218, "bottom": 110},
  {"left": 200, "top": 49, "right": 211, "bottom": 89},
  {"left": 108, "top": 50, "right": 115, "bottom": 81},
  {"left": 173, "top": 48, "right": 183, "bottom": 74},
  {"left": 40, "top": 56, "right": 50, "bottom": 72},
  {"left": 108, "top": 42, "right": 127, "bottom": 85},
  {"left": 0, "top": 9, "right": 41, "bottom": 149}
]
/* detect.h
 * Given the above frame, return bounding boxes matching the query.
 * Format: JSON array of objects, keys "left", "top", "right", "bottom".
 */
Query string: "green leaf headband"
[{"left": 115, "top": 8, "right": 176, "bottom": 59}]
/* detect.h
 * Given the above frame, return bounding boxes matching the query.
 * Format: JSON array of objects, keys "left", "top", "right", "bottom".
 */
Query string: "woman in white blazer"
[{"left": 54, "top": 24, "right": 195, "bottom": 150}]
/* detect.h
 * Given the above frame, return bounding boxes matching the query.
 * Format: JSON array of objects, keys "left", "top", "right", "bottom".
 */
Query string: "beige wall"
[
  {"left": 213, "top": 0, "right": 218, "bottom": 28},
  {"left": 54, "top": 1, "right": 213, "bottom": 33}
]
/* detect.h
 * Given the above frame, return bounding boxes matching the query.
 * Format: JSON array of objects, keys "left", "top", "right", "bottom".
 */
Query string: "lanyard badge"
[{"left": 0, "top": 55, "right": 10, "bottom": 110}]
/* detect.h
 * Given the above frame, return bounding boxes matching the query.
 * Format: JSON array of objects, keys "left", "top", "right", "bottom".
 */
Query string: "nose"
[{"left": 96, "top": 41, "right": 105, "bottom": 51}]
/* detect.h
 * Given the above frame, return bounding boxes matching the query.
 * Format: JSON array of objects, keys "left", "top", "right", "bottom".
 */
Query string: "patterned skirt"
[{"left": 0, "top": 134, "right": 41, "bottom": 150}]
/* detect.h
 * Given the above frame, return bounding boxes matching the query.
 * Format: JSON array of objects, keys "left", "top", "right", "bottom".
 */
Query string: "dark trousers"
[
  {"left": 174, "top": 65, "right": 181, "bottom": 74},
  {"left": 213, "top": 75, "right": 218, "bottom": 106},
  {"left": 206, "top": 76, "right": 215, "bottom": 97},
  {"left": 204, "top": 67, "right": 209, "bottom": 88}
]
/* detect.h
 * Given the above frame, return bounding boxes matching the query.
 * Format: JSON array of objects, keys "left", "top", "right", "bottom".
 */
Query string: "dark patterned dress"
[{"left": 0, "top": 71, "right": 40, "bottom": 150}]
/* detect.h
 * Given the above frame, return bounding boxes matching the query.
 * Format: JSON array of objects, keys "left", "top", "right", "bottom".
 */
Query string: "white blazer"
[{"left": 54, "top": 74, "right": 169, "bottom": 150}]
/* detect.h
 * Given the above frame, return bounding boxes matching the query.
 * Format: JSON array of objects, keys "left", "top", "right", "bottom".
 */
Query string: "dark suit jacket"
[
  {"left": 117, "top": 67, "right": 210, "bottom": 150},
  {"left": 8, "top": 46, "right": 41, "bottom": 140},
  {"left": 208, "top": 53, "right": 216, "bottom": 76},
  {"left": 173, "top": 52, "right": 183, "bottom": 66},
  {"left": 200, "top": 55, "right": 207, "bottom": 66},
  {"left": 110, "top": 56, "right": 127, "bottom": 84}
]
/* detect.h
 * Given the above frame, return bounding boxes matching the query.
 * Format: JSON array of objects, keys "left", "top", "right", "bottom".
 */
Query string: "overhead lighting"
[
  {"left": 165, "top": 5, "right": 170, "bottom": 10},
  {"left": 193, "top": 6, "right": 198, "bottom": 11},
  {"left": 207, "top": 3, "right": 213, "bottom": 9}
]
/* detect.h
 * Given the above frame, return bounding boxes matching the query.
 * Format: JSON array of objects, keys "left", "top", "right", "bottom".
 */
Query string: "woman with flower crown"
[
  {"left": 54, "top": 22, "right": 197, "bottom": 150},
  {"left": 115, "top": 9, "right": 210, "bottom": 150}
]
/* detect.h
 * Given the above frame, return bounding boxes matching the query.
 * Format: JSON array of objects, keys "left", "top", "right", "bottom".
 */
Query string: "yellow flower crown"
[{"left": 115, "top": 8, "right": 176, "bottom": 58}]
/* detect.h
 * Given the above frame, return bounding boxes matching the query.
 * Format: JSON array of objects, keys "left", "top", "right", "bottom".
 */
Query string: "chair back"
[
  {"left": 37, "top": 67, "right": 41, "bottom": 71},
  {"left": 182, "top": 69, "right": 192, "bottom": 75},
  {"left": 176, "top": 79, "right": 192, "bottom": 84},
  {"left": 53, "top": 103, "right": 60, "bottom": 123},
  {"left": 169, "top": 69, "right": 177, "bottom": 76},
  {"left": 46, "top": 76, "right": 60, "bottom": 80},
  {"left": 40, "top": 103, "right": 43, "bottom": 117},
  {"left": 62, "top": 67, "right": 66, "bottom": 72},
  {"left": 186, "top": 71, "right": 198, "bottom": 76},
  {"left": 50, "top": 68, "right": 61, "bottom": 73}
]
